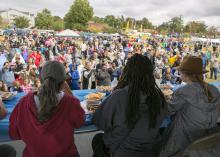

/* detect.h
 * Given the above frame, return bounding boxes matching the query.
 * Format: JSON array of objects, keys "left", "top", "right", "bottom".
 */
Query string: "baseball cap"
[{"left": 41, "top": 61, "right": 66, "bottom": 83}]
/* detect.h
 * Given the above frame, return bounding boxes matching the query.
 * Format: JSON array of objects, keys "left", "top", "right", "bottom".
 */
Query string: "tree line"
[{"left": 0, "top": 0, "right": 218, "bottom": 37}]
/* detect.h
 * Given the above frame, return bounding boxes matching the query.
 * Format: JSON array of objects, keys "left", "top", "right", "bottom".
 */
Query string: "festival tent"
[
  {"left": 56, "top": 29, "right": 80, "bottom": 37},
  {"left": 79, "top": 32, "right": 94, "bottom": 37},
  {"left": 191, "top": 37, "right": 208, "bottom": 42},
  {"left": 191, "top": 37, "right": 220, "bottom": 44},
  {"left": 3, "top": 29, "right": 28, "bottom": 36},
  {"left": 210, "top": 39, "right": 220, "bottom": 44},
  {"left": 111, "top": 33, "right": 120, "bottom": 37}
]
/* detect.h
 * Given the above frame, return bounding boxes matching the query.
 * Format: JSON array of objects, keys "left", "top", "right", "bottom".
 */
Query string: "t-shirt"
[
  {"left": 168, "top": 56, "right": 177, "bottom": 66},
  {"left": 81, "top": 43, "right": 87, "bottom": 51},
  {"left": 206, "top": 51, "right": 211, "bottom": 60}
]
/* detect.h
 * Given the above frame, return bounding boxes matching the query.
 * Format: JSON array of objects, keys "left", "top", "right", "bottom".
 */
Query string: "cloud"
[{"left": 0, "top": 0, "right": 219, "bottom": 27}]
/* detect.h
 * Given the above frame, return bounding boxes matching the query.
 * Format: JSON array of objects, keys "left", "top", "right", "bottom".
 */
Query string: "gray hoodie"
[
  {"left": 160, "top": 82, "right": 220, "bottom": 157},
  {"left": 93, "top": 86, "right": 167, "bottom": 157}
]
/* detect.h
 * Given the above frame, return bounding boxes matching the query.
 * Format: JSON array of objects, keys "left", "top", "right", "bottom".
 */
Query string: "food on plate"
[
  {"left": 86, "top": 92, "right": 104, "bottom": 100},
  {"left": 96, "top": 86, "right": 112, "bottom": 92},
  {"left": 87, "top": 103, "right": 100, "bottom": 113},
  {"left": 84, "top": 92, "right": 105, "bottom": 113},
  {"left": 162, "top": 89, "right": 173, "bottom": 96},
  {"left": 81, "top": 100, "right": 100, "bottom": 113},
  {"left": 0, "top": 92, "right": 15, "bottom": 100},
  {"left": 160, "top": 84, "right": 172, "bottom": 90}
]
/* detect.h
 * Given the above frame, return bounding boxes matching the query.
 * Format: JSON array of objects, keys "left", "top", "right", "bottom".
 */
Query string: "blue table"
[
  {"left": 1, "top": 82, "right": 220, "bottom": 142},
  {"left": 0, "top": 89, "right": 98, "bottom": 142}
]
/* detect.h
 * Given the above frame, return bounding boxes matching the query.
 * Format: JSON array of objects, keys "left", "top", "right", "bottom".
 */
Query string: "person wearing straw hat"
[{"left": 159, "top": 56, "right": 220, "bottom": 157}]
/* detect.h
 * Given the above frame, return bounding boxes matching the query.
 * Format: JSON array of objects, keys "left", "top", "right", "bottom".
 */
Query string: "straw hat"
[{"left": 177, "top": 56, "right": 208, "bottom": 74}]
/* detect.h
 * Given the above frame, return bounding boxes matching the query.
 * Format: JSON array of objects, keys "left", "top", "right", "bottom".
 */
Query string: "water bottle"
[{"left": 111, "top": 77, "right": 118, "bottom": 88}]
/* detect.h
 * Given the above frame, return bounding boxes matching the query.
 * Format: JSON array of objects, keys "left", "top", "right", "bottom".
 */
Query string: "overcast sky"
[{"left": 0, "top": 0, "right": 220, "bottom": 27}]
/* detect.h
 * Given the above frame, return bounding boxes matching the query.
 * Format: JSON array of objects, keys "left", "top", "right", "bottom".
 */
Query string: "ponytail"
[
  {"left": 195, "top": 75, "right": 213, "bottom": 102},
  {"left": 38, "top": 77, "right": 62, "bottom": 123},
  {"left": 186, "top": 73, "right": 213, "bottom": 102}
]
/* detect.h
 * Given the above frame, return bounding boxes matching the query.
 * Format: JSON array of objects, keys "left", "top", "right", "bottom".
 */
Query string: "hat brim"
[{"left": 176, "top": 66, "right": 209, "bottom": 74}]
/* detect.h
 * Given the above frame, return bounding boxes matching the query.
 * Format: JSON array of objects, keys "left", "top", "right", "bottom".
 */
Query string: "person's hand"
[
  {"left": 0, "top": 98, "right": 7, "bottom": 120},
  {"left": 165, "top": 94, "right": 172, "bottom": 102},
  {"left": 62, "top": 81, "right": 73, "bottom": 96}
]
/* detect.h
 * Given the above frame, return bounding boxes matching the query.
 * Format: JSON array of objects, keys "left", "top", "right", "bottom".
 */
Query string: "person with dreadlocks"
[
  {"left": 9, "top": 61, "right": 85, "bottom": 157},
  {"left": 159, "top": 56, "right": 220, "bottom": 157},
  {"left": 92, "top": 54, "right": 167, "bottom": 157}
]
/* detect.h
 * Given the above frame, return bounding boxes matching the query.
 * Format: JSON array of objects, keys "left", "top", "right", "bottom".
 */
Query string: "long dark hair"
[
  {"left": 115, "top": 54, "right": 166, "bottom": 128},
  {"left": 38, "top": 77, "right": 63, "bottom": 123}
]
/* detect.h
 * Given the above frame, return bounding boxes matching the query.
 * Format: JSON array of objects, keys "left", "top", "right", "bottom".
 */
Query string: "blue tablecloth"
[
  {"left": 0, "top": 89, "right": 97, "bottom": 142},
  {"left": 1, "top": 82, "right": 220, "bottom": 142}
]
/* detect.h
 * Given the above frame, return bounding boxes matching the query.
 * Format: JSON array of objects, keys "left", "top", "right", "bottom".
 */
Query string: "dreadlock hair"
[
  {"left": 115, "top": 54, "right": 166, "bottom": 128},
  {"left": 38, "top": 77, "right": 63, "bottom": 123},
  {"left": 182, "top": 73, "right": 213, "bottom": 102}
]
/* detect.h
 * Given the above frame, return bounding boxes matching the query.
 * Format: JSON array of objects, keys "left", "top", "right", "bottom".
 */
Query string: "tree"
[
  {"left": 92, "top": 16, "right": 104, "bottom": 23},
  {"left": 117, "top": 16, "right": 125, "bottom": 30},
  {"left": 103, "top": 15, "right": 124, "bottom": 31},
  {"left": 184, "top": 21, "right": 207, "bottom": 35},
  {"left": 14, "top": 16, "right": 30, "bottom": 28},
  {"left": 64, "top": 0, "right": 93, "bottom": 30},
  {"left": 207, "top": 26, "right": 218, "bottom": 38},
  {"left": 52, "top": 16, "right": 64, "bottom": 31},
  {"left": 141, "top": 17, "right": 154, "bottom": 29},
  {"left": 90, "top": 15, "right": 123, "bottom": 33},
  {"left": 35, "top": 9, "right": 54, "bottom": 29},
  {"left": 104, "top": 15, "right": 116, "bottom": 28},
  {"left": 0, "top": 16, "right": 3, "bottom": 28},
  {"left": 168, "top": 16, "right": 184, "bottom": 33},
  {"left": 157, "top": 22, "right": 169, "bottom": 33},
  {"left": 0, "top": 16, "right": 9, "bottom": 28}
]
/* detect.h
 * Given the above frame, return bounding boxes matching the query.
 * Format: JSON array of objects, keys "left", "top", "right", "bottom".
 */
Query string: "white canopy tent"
[
  {"left": 111, "top": 33, "right": 120, "bottom": 37},
  {"left": 56, "top": 29, "right": 80, "bottom": 37},
  {"left": 191, "top": 37, "right": 220, "bottom": 46}
]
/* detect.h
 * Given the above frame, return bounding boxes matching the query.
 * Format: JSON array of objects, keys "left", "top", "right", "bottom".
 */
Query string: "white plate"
[{"left": 80, "top": 100, "right": 90, "bottom": 114}]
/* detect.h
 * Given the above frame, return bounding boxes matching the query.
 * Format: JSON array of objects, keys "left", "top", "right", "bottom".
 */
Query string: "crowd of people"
[
  {"left": 0, "top": 30, "right": 220, "bottom": 157},
  {"left": 0, "top": 31, "right": 220, "bottom": 95}
]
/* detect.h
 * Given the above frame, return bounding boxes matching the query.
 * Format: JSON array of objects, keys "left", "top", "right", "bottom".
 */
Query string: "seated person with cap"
[{"left": 160, "top": 56, "right": 220, "bottom": 157}]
